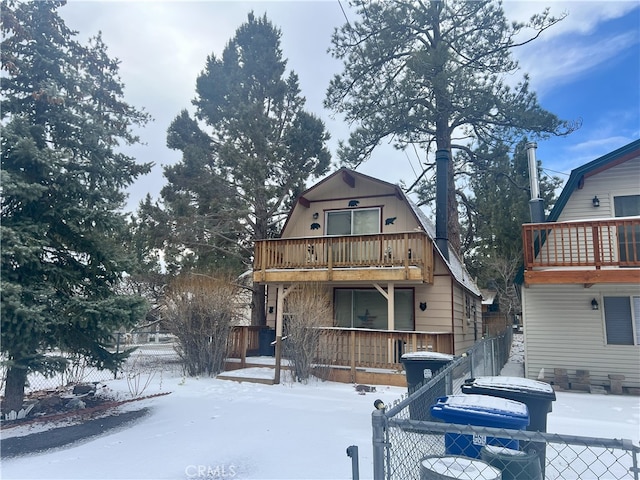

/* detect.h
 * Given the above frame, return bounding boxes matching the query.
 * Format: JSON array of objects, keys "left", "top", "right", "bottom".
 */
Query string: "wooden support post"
[
  {"left": 240, "top": 326, "right": 247, "bottom": 368},
  {"left": 274, "top": 284, "right": 285, "bottom": 384},
  {"left": 350, "top": 330, "right": 356, "bottom": 383}
]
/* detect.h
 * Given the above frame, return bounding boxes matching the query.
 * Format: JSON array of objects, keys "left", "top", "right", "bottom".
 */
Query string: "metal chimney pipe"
[
  {"left": 435, "top": 149, "right": 449, "bottom": 261},
  {"left": 526, "top": 142, "right": 545, "bottom": 223}
]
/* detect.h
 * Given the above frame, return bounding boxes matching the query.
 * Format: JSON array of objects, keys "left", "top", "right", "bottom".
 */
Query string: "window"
[
  {"left": 603, "top": 296, "right": 640, "bottom": 345},
  {"left": 334, "top": 288, "right": 414, "bottom": 330},
  {"left": 614, "top": 195, "right": 640, "bottom": 263},
  {"left": 326, "top": 208, "right": 380, "bottom": 236}
]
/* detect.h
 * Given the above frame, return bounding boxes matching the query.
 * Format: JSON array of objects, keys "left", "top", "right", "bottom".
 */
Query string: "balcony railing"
[
  {"left": 253, "top": 232, "right": 433, "bottom": 283},
  {"left": 523, "top": 217, "right": 640, "bottom": 270}
]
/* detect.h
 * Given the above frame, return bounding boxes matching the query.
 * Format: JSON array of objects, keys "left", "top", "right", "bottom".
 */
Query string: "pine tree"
[
  {"left": 1, "top": 0, "right": 151, "bottom": 412},
  {"left": 158, "top": 12, "right": 331, "bottom": 324},
  {"left": 467, "top": 139, "right": 561, "bottom": 315},
  {"left": 326, "top": 0, "right": 577, "bottom": 253}
]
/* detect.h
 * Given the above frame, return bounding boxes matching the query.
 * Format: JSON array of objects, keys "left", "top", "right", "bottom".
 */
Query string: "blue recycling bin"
[{"left": 430, "top": 394, "right": 529, "bottom": 459}]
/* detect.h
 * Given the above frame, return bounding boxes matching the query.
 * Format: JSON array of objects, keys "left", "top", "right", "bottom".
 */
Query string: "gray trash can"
[
  {"left": 420, "top": 455, "right": 502, "bottom": 480},
  {"left": 402, "top": 352, "right": 455, "bottom": 391},
  {"left": 481, "top": 446, "right": 542, "bottom": 480},
  {"left": 401, "top": 352, "right": 454, "bottom": 421}
]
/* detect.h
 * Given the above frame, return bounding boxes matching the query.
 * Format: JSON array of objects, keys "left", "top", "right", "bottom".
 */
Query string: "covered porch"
[{"left": 226, "top": 326, "right": 453, "bottom": 386}]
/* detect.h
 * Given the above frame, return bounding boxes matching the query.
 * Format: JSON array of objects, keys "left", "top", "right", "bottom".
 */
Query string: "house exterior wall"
[
  {"left": 282, "top": 179, "right": 418, "bottom": 239},
  {"left": 557, "top": 156, "right": 640, "bottom": 222},
  {"left": 265, "top": 254, "right": 481, "bottom": 357},
  {"left": 523, "top": 283, "right": 640, "bottom": 388}
]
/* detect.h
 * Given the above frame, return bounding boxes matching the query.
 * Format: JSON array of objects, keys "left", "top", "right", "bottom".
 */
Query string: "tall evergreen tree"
[
  {"left": 467, "top": 139, "right": 560, "bottom": 315},
  {"left": 1, "top": 0, "right": 151, "bottom": 412},
  {"left": 325, "top": 0, "right": 577, "bottom": 253},
  {"left": 161, "top": 12, "right": 331, "bottom": 325}
]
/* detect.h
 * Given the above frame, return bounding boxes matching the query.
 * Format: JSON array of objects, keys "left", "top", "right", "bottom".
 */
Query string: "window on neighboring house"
[
  {"left": 326, "top": 208, "right": 380, "bottom": 236},
  {"left": 614, "top": 195, "right": 640, "bottom": 263},
  {"left": 603, "top": 296, "right": 640, "bottom": 345},
  {"left": 334, "top": 288, "right": 414, "bottom": 330}
]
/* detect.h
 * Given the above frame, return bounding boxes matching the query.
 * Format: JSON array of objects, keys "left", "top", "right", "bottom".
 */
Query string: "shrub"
[
  {"left": 283, "top": 284, "right": 334, "bottom": 382},
  {"left": 164, "top": 275, "right": 241, "bottom": 376}
]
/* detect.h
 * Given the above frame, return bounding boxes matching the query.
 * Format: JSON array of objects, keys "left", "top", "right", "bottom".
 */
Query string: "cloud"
[
  {"left": 503, "top": 1, "right": 638, "bottom": 37},
  {"left": 518, "top": 30, "right": 638, "bottom": 94}
]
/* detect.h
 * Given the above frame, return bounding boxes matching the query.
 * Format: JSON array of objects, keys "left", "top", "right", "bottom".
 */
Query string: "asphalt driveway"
[{"left": 1, "top": 408, "right": 150, "bottom": 458}]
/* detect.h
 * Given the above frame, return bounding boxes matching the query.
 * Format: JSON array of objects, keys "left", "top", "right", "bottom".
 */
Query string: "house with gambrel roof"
[{"left": 252, "top": 167, "right": 481, "bottom": 384}]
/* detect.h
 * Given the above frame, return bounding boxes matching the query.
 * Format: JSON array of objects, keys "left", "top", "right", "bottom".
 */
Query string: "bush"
[
  {"left": 164, "top": 275, "right": 241, "bottom": 376},
  {"left": 283, "top": 284, "right": 334, "bottom": 382}
]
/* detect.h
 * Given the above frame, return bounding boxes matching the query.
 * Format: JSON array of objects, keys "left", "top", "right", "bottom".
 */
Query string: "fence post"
[
  {"left": 372, "top": 409, "right": 386, "bottom": 480},
  {"left": 346, "top": 445, "right": 359, "bottom": 480},
  {"left": 491, "top": 338, "right": 497, "bottom": 375}
]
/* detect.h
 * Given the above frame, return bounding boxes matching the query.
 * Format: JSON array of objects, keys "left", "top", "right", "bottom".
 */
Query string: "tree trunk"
[{"left": 2, "top": 366, "right": 27, "bottom": 414}]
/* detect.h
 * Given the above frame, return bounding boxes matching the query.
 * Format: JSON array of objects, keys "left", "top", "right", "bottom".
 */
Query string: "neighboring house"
[
  {"left": 252, "top": 167, "right": 481, "bottom": 383},
  {"left": 480, "top": 288, "right": 511, "bottom": 336},
  {"left": 521, "top": 139, "right": 640, "bottom": 390}
]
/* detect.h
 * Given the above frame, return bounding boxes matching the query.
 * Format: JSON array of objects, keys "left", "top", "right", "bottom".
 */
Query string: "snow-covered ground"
[{"left": 1, "top": 338, "right": 639, "bottom": 480}]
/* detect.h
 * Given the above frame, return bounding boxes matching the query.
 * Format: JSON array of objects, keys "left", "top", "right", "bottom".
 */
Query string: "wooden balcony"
[
  {"left": 253, "top": 232, "right": 434, "bottom": 284},
  {"left": 522, "top": 217, "right": 640, "bottom": 285}
]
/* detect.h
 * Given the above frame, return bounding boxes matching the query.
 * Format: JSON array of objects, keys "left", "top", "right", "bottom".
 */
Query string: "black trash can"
[
  {"left": 258, "top": 328, "right": 276, "bottom": 356},
  {"left": 461, "top": 376, "right": 555, "bottom": 476},
  {"left": 401, "top": 352, "right": 454, "bottom": 421}
]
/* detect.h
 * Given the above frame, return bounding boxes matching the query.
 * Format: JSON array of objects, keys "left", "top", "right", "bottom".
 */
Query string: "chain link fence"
[
  {"left": 372, "top": 330, "right": 640, "bottom": 480},
  {"left": 0, "top": 330, "right": 181, "bottom": 395}
]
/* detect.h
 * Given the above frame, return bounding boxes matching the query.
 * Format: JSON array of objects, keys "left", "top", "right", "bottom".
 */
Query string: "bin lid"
[
  {"left": 430, "top": 394, "right": 529, "bottom": 429},
  {"left": 421, "top": 456, "right": 502, "bottom": 480},
  {"left": 401, "top": 351, "right": 455, "bottom": 361},
  {"left": 462, "top": 376, "right": 556, "bottom": 401}
]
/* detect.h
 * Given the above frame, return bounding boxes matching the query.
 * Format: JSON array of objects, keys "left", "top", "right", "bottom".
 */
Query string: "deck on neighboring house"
[{"left": 522, "top": 217, "right": 640, "bottom": 285}]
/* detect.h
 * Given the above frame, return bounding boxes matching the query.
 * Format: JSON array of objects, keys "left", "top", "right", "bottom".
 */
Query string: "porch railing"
[
  {"left": 316, "top": 327, "right": 452, "bottom": 371},
  {"left": 523, "top": 217, "right": 640, "bottom": 269},
  {"left": 226, "top": 326, "right": 453, "bottom": 371},
  {"left": 254, "top": 232, "right": 433, "bottom": 272}
]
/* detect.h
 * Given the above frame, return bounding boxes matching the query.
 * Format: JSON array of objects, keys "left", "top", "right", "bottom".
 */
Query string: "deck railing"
[
  {"left": 522, "top": 217, "right": 640, "bottom": 269},
  {"left": 315, "top": 327, "right": 453, "bottom": 370},
  {"left": 254, "top": 232, "right": 433, "bottom": 271},
  {"left": 226, "top": 326, "right": 453, "bottom": 371}
]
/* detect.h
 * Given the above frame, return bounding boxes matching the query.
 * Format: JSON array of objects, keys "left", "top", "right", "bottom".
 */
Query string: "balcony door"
[
  {"left": 614, "top": 195, "right": 640, "bottom": 264},
  {"left": 326, "top": 208, "right": 380, "bottom": 263}
]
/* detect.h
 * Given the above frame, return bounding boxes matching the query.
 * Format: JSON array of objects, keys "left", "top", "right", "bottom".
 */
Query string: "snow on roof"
[
  {"left": 406, "top": 197, "right": 481, "bottom": 297},
  {"left": 480, "top": 289, "right": 497, "bottom": 305}
]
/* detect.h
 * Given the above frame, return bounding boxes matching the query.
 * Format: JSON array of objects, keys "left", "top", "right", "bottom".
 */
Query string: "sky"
[
  {"left": 2, "top": 347, "right": 640, "bottom": 480},
  {"left": 56, "top": 1, "right": 640, "bottom": 213}
]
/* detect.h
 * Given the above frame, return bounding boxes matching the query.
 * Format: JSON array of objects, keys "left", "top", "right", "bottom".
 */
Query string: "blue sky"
[{"left": 59, "top": 1, "right": 640, "bottom": 212}]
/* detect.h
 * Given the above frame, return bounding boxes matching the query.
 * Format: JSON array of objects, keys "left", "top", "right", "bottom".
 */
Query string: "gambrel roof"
[{"left": 289, "top": 167, "right": 480, "bottom": 297}]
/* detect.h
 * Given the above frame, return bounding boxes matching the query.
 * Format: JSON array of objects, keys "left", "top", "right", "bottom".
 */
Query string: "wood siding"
[
  {"left": 523, "top": 284, "right": 640, "bottom": 389},
  {"left": 558, "top": 156, "right": 640, "bottom": 222}
]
